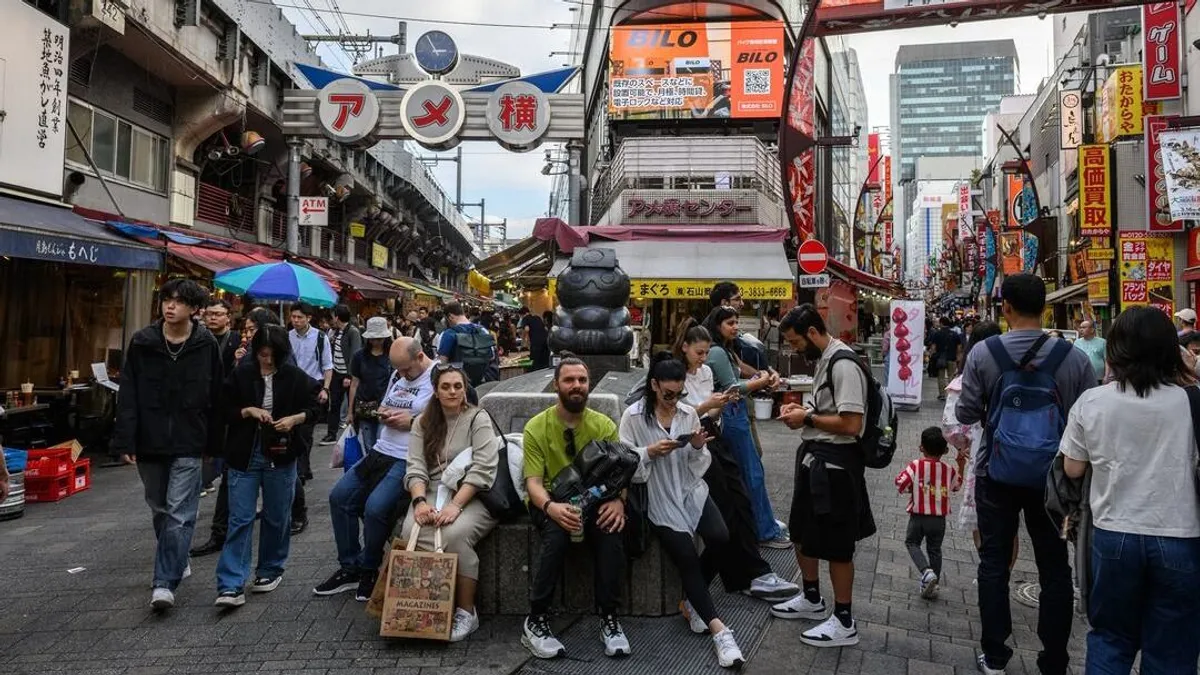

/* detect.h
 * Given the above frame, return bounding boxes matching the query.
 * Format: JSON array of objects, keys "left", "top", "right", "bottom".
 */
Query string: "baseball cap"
[{"left": 1175, "top": 308, "right": 1197, "bottom": 324}]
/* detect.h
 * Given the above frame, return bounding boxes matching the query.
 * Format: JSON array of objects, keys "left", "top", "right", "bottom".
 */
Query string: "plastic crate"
[
  {"left": 25, "top": 452, "right": 73, "bottom": 479},
  {"left": 25, "top": 474, "right": 71, "bottom": 503},
  {"left": 3, "top": 448, "right": 27, "bottom": 473},
  {"left": 69, "top": 458, "right": 91, "bottom": 494}
]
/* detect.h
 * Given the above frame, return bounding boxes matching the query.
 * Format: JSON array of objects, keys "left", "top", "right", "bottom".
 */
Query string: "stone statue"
[{"left": 550, "top": 247, "right": 635, "bottom": 355}]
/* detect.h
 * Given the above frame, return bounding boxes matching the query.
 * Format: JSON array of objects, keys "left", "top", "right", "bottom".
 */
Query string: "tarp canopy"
[
  {"left": 0, "top": 195, "right": 162, "bottom": 270},
  {"left": 1046, "top": 282, "right": 1087, "bottom": 305}
]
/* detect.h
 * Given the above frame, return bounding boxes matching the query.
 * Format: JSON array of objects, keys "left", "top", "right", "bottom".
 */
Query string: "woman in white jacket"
[{"left": 619, "top": 353, "right": 744, "bottom": 669}]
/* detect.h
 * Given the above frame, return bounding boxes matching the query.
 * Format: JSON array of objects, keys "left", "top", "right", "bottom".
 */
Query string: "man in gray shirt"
[{"left": 955, "top": 273, "right": 1095, "bottom": 675}]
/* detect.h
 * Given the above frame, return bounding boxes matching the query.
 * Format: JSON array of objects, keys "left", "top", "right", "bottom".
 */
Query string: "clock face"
[{"left": 414, "top": 30, "right": 459, "bottom": 75}]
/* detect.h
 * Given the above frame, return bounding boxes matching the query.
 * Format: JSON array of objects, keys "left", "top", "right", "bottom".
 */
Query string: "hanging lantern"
[
  {"left": 300, "top": 162, "right": 313, "bottom": 180},
  {"left": 241, "top": 130, "right": 266, "bottom": 156}
]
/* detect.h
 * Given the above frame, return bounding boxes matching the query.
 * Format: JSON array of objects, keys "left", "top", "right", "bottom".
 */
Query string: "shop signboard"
[
  {"left": 0, "top": 229, "right": 160, "bottom": 270},
  {"left": 1005, "top": 175, "right": 1023, "bottom": 229},
  {"left": 1060, "top": 90, "right": 1082, "bottom": 150},
  {"left": 623, "top": 194, "right": 755, "bottom": 222},
  {"left": 1158, "top": 127, "right": 1200, "bottom": 220},
  {"left": 299, "top": 197, "right": 328, "bottom": 227},
  {"left": 1087, "top": 271, "right": 1110, "bottom": 307},
  {"left": 629, "top": 279, "right": 792, "bottom": 300},
  {"left": 1145, "top": 115, "right": 1184, "bottom": 232},
  {"left": 1098, "top": 65, "right": 1149, "bottom": 143},
  {"left": 886, "top": 299, "right": 924, "bottom": 408},
  {"left": 371, "top": 242, "right": 388, "bottom": 269},
  {"left": 608, "top": 21, "right": 785, "bottom": 120},
  {"left": 1118, "top": 232, "right": 1174, "bottom": 315},
  {"left": 1078, "top": 145, "right": 1112, "bottom": 238},
  {"left": 317, "top": 79, "right": 382, "bottom": 146},
  {"left": 0, "top": 2, "right": 71, "bottom": 198},
  {"left": 1143, "top": 3, "right": 1182, "bottom": 101},
  {"left": 349, "top": 222, "right": 366, "bottom": 238},
  {"left": 867, "top": 133, "right": 881, "bottom": 186},
  {"left": 401, "top": 81, "right": 466, "bottom": 151},
  {"left": 485, "top": 81, "right": 552, "bottom": 152}
]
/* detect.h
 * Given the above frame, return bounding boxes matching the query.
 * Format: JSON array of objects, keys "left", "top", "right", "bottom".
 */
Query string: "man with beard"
[
  {"left": 770, "top": 304, "right": 875, "bottom": 648},
  {"left": 520, "top": 356, "right": 630, "bottom": 661}
]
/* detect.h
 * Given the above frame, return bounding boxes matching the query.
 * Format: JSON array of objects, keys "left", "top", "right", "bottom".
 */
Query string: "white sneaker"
[
  {"left": 600, "top": 614, "right": 630, "bottom": 657},
  {"left": 183, "top": 564, "right": 191, "bottom": 580},
  {"left": 800, "top": 615, "right": 859, "bottom": 648},
  {"left": 977, "top": 654, "right": 1006, "bottom": 675},
  {"left": 920, "top": 569, "right": 939, "bottom": 600},
  {"left": 449, "top": 607, "right": 479, "bottom": 642},
  {"left": 744, "top": 572, "right": 801, "bottom": 601},
  {"left": 712, "top": 628, "right": 745, "bottom": 668},
  {"left": 150, "top": 588, "right": 175, "bottom": 610},
  {"left": 760, "top": 533, "right": 794, "bottom": 549},
  {"left": 770, "top": 594, "right": 827, "bottom": 620},
  {"left": 681, "top": 600, "right": 708, "bottom": 634},
  {"left": 521, "top": 615, "right": 565, "bottom": 659}
]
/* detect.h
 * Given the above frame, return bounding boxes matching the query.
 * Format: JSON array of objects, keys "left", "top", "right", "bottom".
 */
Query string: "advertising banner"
[
  {"left": 1078, "top": 145, "right": 1112, "bottom": 237},
  {"left": 1060, "top": 90, "right": 1083, "bottom": 150},
  {"left": 609, "top": 21, "right": 785, "bottom": 120},
  {"left": 867, "top": 133, "right": 881, "bottom": 185},
  {"left": 999, "top": 232, "right": 1023, "bottom": 275},
  {"left": 1143, "top": 3, "right": 1182, "bottom": 101},
  {"left": 958, "top": 182, "right": 972, "bottom": 241},
  {"left": 783, "top": 37, "right": 816, "bottom": 243},
  {"left": 1145, "top": 115, "right": 1184, "bottom": 232},
  {"left": 886, "top": 300, "right": 924, "bottom": 408},
  {"left": 1158, "top": 128, "right": 1200, "bottom": 220},
  {"left": 1005, "top": 175, "right": 1024, "bottom": 229},
  {"left": 1099, "top": 65, "right": 1148, "bottom": 143},
  {"left": 1087, "top": 271, "right": 1110, "bottom": 307},
  {"left": 1118, "top": 232, "right": 1174, "bottom": 315}
]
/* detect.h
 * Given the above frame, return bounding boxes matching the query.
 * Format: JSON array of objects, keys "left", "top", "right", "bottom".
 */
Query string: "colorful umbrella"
[{"left": 213, "top": 261, "right": 338, "bottom": 307}]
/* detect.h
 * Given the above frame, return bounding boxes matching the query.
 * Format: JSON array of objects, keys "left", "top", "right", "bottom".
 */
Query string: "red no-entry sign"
[{"left": 798, "top": 239, "right": 828, "bottom": 275}]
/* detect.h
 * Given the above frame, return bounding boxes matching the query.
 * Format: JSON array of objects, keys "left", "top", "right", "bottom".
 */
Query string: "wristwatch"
[
  {"left": 411, "top": 496, "right": 427, "bottom": 507},
  {"left": 803, "top": 414, "right": 816, "bottom": 429}
]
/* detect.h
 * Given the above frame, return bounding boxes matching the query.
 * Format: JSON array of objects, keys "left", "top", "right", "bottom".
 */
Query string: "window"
[{"left": 65, "top": 98, "right": 171, "bottom": 193}]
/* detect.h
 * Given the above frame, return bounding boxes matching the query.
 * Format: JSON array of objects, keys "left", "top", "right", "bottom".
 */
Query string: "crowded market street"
[{"left": 0, "top": 375, "right": 1085, "bottom": 675}]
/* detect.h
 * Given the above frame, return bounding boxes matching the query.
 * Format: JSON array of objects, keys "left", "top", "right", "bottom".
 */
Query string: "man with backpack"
[
  {"left": 437, "top": 301, "right": 498, "bottom": 387},
  {"left": 955, "top": 274, "right": 1095, "bottom": 675},
  {"left": 288, "top": 302, "right": 333, "bottom": 535},
  {"left": 769, "top": 304, "right": 884, "bottom": 648}
]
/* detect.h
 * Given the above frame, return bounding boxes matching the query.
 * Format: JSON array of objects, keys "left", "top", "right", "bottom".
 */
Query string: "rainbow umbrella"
[{"left": 214, "top": 261, "right": 338, "bottom": 307}]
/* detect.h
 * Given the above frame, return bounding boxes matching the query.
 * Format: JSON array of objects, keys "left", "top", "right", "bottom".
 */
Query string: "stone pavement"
[{"left": 0, "top": 374, "right": 1088, "bottom": 674}]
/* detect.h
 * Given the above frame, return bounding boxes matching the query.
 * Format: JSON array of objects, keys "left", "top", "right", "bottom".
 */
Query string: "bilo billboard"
[{"left": 608, "top": 21, "right": 785, "bottom": 120}]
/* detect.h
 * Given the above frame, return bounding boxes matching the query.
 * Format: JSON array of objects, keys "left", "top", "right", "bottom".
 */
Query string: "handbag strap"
[{"left": 404, "top": 517, "right": 444, "bottom": 553}]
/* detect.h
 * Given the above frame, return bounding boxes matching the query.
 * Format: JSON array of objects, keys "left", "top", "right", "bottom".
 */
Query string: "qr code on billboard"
[{"left": 744, "top": 69, "right": 771, "bottom": 95}]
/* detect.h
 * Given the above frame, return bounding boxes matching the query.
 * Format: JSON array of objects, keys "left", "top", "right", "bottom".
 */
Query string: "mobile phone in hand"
[
  {"left": 723, "top": 385, "right": 740, "bottom": 397},
  {"left": 674, "top": 433, "right": 694, "bottom": 447}
]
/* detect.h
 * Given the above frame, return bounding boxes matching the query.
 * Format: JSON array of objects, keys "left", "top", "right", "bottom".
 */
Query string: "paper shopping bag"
[
  {"left": 379, "top": 522, "right": 458, "bottom": 641},
  {"left": 365, "top": 537, "right": 404, "bottom": 619}
]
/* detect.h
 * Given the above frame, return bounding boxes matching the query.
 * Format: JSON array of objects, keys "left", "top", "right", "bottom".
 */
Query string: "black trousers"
[
  {"left": 904, "top": 513, "right": 946, "bottom": 576},
  {"left": 529, "top": 505, "right": 625, "bottom": 616},
  {"left": 291, "top": 421, "right": 314, "bottom": 521},
  {"left": 654, "top": 497, "right": 729, "bottom": 625},
  {"left": 700, "top": 428, "right": 772, "bottom": 591},
  {"left": 975, "top": 476, "right": 1073, "bottom": 675},
  {"left": 326, "top": 373, "right": 349, "bottom": 436},
  {"left": 210, "top": 465, "right": 230, "bottom": 541}
]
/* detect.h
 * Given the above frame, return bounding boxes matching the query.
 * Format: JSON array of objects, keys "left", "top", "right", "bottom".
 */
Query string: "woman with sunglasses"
[
  {"left": 401, "top": 363, "right": 501, "bottom": 642},
  {"left": 619, "top": 352, "right": 745, "bottom": 668},
  {"left": 702, "top": 306, "right": 784, "bottom": 547}
]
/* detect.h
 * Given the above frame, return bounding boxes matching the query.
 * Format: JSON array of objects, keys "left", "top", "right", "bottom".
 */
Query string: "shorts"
[{"left": 789, "top": 461, "right": 866, "bottom": 563}]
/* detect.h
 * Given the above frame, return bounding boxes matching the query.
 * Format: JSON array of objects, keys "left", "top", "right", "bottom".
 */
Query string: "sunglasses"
[
  {"left": 659, "top": 389, "right": 683, "bottom": 402},
  {"left": 434, "top": 362, "right": 465, "bottom": 373},
  {"left": 564, "top": 427, "right": 577, "bottom": 458}
]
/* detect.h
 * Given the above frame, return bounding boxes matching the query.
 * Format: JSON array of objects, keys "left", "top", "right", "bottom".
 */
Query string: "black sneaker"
[
  {"left": 250, "top": 575, "right": 282, "bottom": 593},
  {"left": 189, "top": 537, "right": 224, "bottom": 557},
  {"left": 313, "top": 568, "right": 360, "bottom": 596},
  {"left": 319, "top": 434, "right": 337, "bottom": 446},
  {"left": 214, "top": 589, "right": 245, "bottom": 608},
  {"left": 290, "top": 518, "right": 308, "bottom": 535},
  {"left": 355, "top": 570, "right": 378, "bottom": 602}
]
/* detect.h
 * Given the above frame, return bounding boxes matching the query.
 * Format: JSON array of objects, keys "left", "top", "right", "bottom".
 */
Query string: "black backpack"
[
  {"left": 452, "top": 326, "right": 497, "bottom": 386},
  {"left": 820, "top": 350, "right": 898, "bottom": 469}
]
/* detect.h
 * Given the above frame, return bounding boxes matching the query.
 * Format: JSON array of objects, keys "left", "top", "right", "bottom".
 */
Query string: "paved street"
[{"left": 0, "top": 375, "right": 1087, "bottom": 674}]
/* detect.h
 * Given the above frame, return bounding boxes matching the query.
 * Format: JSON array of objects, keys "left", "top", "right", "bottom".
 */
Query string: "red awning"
[
  {"left": 1183, "top": 266, "right": 1200, "bottom": 282},
  {"left": 828, "top": 259, "right": 906, "bottom": 297},
  {"left": 298, "top": 260, "right": 398, "bottom": 300},
  {"left": 166, "top": 243, "right": 276, "bottom": 274}
]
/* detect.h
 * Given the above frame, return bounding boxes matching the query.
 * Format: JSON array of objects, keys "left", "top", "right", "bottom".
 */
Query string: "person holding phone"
[{"left": 619, "top": 352, "right": 744, "bottom": 668}]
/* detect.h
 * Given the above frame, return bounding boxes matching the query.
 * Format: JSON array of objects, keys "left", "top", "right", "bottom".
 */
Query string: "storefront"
[{"left": 0, "top": 195, "right": 162, "bottom": 390}]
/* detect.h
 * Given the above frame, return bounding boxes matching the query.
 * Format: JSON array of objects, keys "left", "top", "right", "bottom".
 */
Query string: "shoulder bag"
[{"left": 473, "top": 409, "right": 525, "bottom": 522}]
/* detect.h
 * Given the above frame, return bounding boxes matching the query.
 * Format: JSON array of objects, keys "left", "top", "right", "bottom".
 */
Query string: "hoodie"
[{"left": 112, "top": 319, "right": 225, "bottom": 459}]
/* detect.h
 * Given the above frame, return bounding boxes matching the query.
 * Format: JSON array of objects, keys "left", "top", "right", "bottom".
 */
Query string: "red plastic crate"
[
  {"left": 69, "top": 458, "right": 91, "bottom": 494},
  {"left": 25, "top": 474, "right": 71, "bottom": 502},
  {"left": 25, "top": 454, "right": 72, "bottom": 479}
]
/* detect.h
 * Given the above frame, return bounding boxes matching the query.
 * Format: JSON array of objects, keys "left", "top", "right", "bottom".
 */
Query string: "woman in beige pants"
[{"left": 402, "top": 364, "right": 500, "bottom": 642}]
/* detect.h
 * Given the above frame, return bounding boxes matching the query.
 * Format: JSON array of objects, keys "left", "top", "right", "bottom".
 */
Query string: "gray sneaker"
[
  {"left": 150, "top": 588, "right": 175, "bottom": 610},
  {"left": 521, "top": 615, "right": 565, "bottom": 659},
  {"left": 744, "top": 572, "right": 800, "bottom": 601}
]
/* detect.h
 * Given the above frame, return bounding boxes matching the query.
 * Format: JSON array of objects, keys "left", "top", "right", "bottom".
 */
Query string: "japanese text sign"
[
  {"left": 1060, "top": 90, "right": 1082, "bottom": 150},
  {"left": 630, "top": 279, "right": 792, "bottom": 300},
  {"left": 1119, "top": 232, "right": 1174, "bottom": 315},
  {"left": 1099, "top": 65, "right": 1147, "bottom": 143},
  {"left": 1078, "top": 145, "right": 1112, "bottom": 238},
  {"left": 624, "top": 197, "right": 752, "bottom": 221},
  {"left": 1143, "top": 3, "right": 1182, "bottom": 101},
  {"left": 1145, "top": 115, "right": 1184, "bottom": 232},
  {"left": 868, "top": 134, "right": 881, "bottom": 185}
]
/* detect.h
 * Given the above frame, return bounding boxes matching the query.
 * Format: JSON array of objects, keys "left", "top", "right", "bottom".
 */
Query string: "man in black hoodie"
[{"left": 114, "top": 279, "right": 225, "bottom": 611}]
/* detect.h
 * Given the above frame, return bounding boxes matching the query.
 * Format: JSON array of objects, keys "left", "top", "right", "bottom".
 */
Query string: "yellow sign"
[
  {"left": 1118, "top": 232, "right": 1174, "bottom": 314},
  {"left": 371, "top": 243, "right": 388, "bottom": 269},
  {"left": 349, "top": 222, "right": 366, "bottom": 238},
  {"left": 1087, "top": 248, "right": 1114, "bottom": 261},
  {"left": 1098, "top": 65, "right": 1158, "bottom": 143},
  {"left": 1087, "top": 271, "right": 1109, "bottom": 306},
  {"left": 630, "top": 279, "right": 792, "bottom": 300}
]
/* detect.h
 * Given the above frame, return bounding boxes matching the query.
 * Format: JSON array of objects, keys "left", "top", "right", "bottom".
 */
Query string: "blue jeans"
[
  {"left": 357, "top": 420, "right": 380, "bottom": 454},
  {"left": 137, "top": 456, "right": 203, "bottom": 591},
  {"left": 721, "top": 399, "right": 781, "bottom": 541},
  {"left": 1086, "top": 527, "right": 1200, "bottom": 674},
  {"left": 215, "top": 447, "right": 297, "bottom": 593},
  {"left": 328, "top": 457, "right": 408, "bottom": 573}
]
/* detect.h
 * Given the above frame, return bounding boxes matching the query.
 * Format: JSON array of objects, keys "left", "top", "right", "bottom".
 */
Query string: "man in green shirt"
[
  {"left": 1073, "top": 319, "right": 1106, "bottom": 384},
  {"left": 521, "top": 357, "right": 630, "bottom": 661}
]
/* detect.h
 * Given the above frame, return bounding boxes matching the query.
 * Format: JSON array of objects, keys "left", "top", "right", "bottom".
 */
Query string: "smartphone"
[
  {"left": 723, "top": 385, "right": 741, "bottom": 397},
  {"left": 674, "top": 433, "right": 693, "bottom": 447}
]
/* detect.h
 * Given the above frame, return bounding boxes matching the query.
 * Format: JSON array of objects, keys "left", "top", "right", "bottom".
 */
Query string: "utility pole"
[
  {"left": 459, "top": 198, "right": 486, "bottom": 248},
  {"left": 566, "top": 139, "right": 583, "bottom": 227},
  {"left": 417, "top": 147, "right": 463, "bottom": 207},
  {"left": 286, "top": 138, "right": 301, "bottom": 256},
  {"left": 300, "top": 22, "right": 407, "bottom": 64}
]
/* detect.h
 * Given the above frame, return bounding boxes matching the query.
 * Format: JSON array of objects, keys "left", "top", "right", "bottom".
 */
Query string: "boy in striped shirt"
[{"left": 895, "top": 427, "right": 962, "bottom": 600}]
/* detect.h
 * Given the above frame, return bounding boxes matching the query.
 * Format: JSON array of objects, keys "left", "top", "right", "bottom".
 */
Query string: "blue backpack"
[{"left": 984, "top": 334, "right": 1073, "bottom": 489}]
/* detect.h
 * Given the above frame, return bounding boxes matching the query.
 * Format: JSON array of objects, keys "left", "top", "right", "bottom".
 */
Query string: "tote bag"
[{"left": 379, "top": 522, "right": 458, "bottom": 641}]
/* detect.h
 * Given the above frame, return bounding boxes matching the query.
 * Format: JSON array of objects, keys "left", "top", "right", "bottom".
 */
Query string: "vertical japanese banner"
[
  {"left": 1005, "top": 175, "right": 1024, "bottom": 229},
  {"left": 1145, "top": 115, "right": 1184, "bottom": 232},
  {"left": 1078, "top": 145, "right": 1112, "bottom": 237},
  {"left": 784, "top": 40, "right": 816, "bottom": 242},
  {"left": 886, "top": 300, "right": 925, "bottom": 408},
  {"left": 1143, "top": 3, "right": 1182, "bottom": 101},
  {"left": 999, "top": 232, "right": 1024, "bottom": 275},
  {"left": 1059, "top": 90, "right": 1083, "bottom": 150},
  {"left": 867, "top": 133, "right": 881, "bottom": 185},
  {"left": 1119, "top": 232, "right": 1175, "bottom": 315},
  {"left": 958, "top": 182, "right": 972, "bottom": 241}
]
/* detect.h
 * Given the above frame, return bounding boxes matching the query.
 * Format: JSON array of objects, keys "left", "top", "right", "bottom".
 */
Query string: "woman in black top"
[
  {"left": 215, "top": 324, "right": 321, "bottom": 608},
  {"left": 348, "top": 316, "right": 394, "bottom": 454}
]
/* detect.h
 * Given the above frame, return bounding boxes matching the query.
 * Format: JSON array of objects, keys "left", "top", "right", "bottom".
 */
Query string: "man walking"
[
  {"left": 189, "top": 300, "right": 239, "bottom": 557},
  {"left": 437, "top": 301, "right": 498, "bottom": 387},
  {"left": 1175, "top": 307, "right": 1197, "bottom": 338},
  {"left": 518, "top": 306, "right": 550, "bottom": 371},
  {"left": 288, "top": 303, "right": 332, "bottom": 534},
  {"left": 770, "top": 304, "right": 874, "bottom": 648},
  {"left": 321, "top": 304, "right": 362, "bottom": 446},
  {"left": 928, "top": 318, "right": 962, "bottom": 400},
  {"left": 956, "top": 274, "right": 1095, "bottom": 675},
  {"left": 1073, "top": 319, "right": 1106, "bottom": 385},
  {"left": 114, "top": 279, "right": 225, "bottom": 610}
]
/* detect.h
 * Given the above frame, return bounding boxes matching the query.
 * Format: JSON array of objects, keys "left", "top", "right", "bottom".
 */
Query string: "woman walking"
[
  {"left": 348, "top": 317, "right": 394, "bottom": 454},
  {"left": 619, "top": 353, "right": 745, "bottom": 668},
  {"left": 1059, "top": 306, "right": 1200, "bottom": 673},
  {"left": 400, "top": 363, "right": 502, "bottom": 642},
  {"left": 215, "top": 324, "right": 322, "bottom": 607},
  {"left": 702, "top": 307, "right": 785, "bottom": 547}
]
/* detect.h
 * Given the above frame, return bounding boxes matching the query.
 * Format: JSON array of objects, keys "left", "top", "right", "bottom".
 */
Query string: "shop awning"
[
  {"left": 1183, "top": 266, "right": 1200, "bottom": 282},
  {"left": 166, "top": 242, "right": 275, "bottom": 274},
  {"left": 0, "top": 195, "right": 162, "bottom": 270},
  {"left": 1045, "top": 282, "right": 1088, "bottom": 304},
  {"left": 550, "top": 240, "right": 794, "bottom": 301},
  {"left": 402, "top": 279, "right": 456, "bottom": 301},
  {"left": 474, "top": 236, "right": 548, "bottom": 278},
  {"left": 299, "top": 260, "right": 398, "bottom": 300},
  {"left": 827, "top": 259, "right": 906, "bottom": 297}
]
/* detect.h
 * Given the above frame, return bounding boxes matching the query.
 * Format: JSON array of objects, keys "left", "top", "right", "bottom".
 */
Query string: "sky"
[{"left": 272, "top": 2, "right": 1053, "bottom": 241}]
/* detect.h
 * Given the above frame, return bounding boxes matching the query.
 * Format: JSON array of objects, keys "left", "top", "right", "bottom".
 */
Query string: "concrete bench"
[{"left": 471, "top": 369, "right": 682, "bottom": 617}]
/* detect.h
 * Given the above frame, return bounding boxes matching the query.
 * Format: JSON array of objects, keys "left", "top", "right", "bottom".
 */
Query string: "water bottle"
[{"left": 568, "top": 486, "right": 608, "bottom": 542}]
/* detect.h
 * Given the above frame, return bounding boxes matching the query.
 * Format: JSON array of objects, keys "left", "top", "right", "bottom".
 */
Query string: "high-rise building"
[{"left": 890, "top": 40, "right": 1018, "bottom": 262}]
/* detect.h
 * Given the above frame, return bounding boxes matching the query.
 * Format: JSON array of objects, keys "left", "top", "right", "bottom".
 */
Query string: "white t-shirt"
[
  {"left": 684, "top": 365, "right": 717, "bottom": 417},
  {"left": 1060, "top": 382, "right": 1200, "bottom": 538},
  {"left": 373, "top": 362, "right": 437, "bottom": 460}
]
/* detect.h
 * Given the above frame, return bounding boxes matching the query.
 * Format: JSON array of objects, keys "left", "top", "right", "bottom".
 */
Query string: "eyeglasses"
[
  {"left": 564, "top": 427, "right": 577, "bottom": 458},
  {"left": 659, "top": 389, "right": 683, "bottom": 402},
  {"left": 434, "top": 362, "right": 465, "bottom": 373}
]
